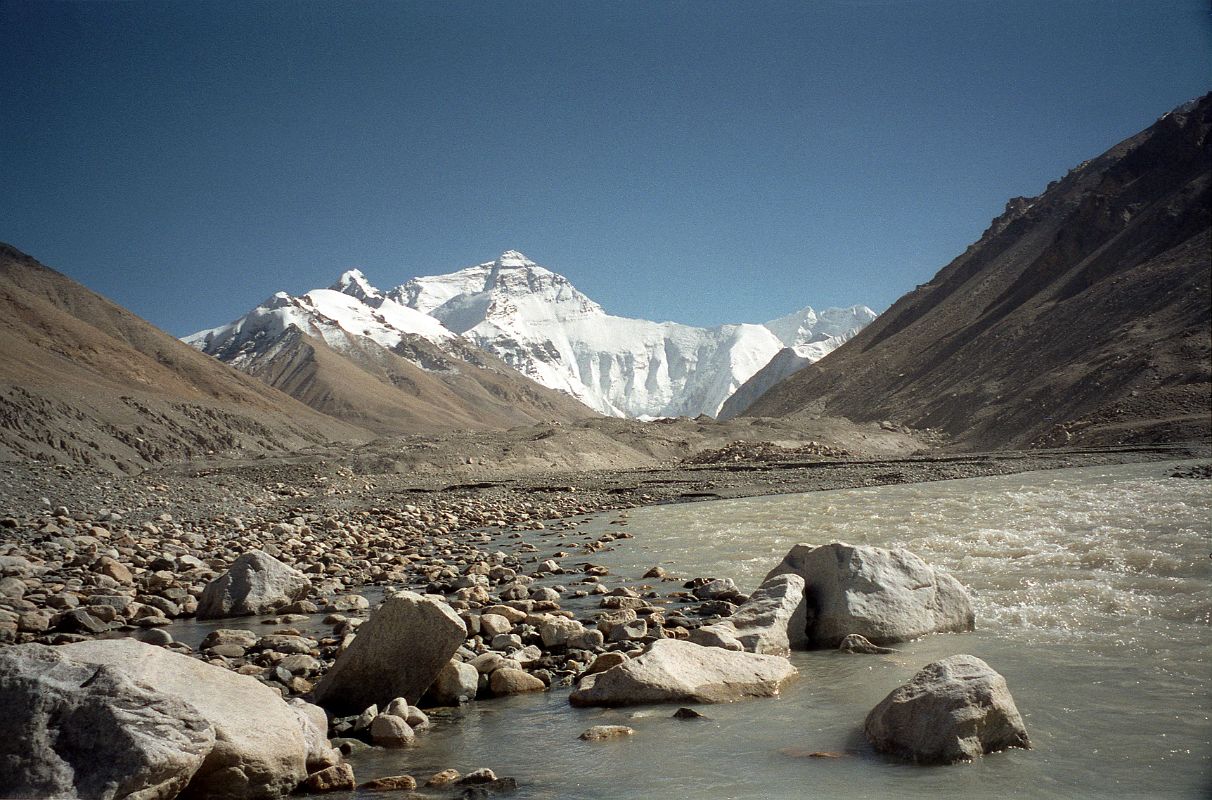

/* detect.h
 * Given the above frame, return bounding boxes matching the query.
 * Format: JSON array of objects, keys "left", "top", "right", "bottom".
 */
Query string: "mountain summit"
[
  {"left": 390, "top": 251, "right": 874, "bottom": 417},
  {"left": 329, "top": 268, "right": 382, "bottom": 304},
  {"left": 188, "top": 251, "right": 875, "bottom": 420},
  {"left": 390, "top": 251, "right": 604, "bottom": 331},
  {"left": 184, "top": 259, "right": 593, "bottom": 434}
]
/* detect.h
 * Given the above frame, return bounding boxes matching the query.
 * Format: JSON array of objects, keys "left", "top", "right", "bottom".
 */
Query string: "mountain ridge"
[
  {"left": 742, "top": 94, "right": 1212, "bottom": 449},
  {"left": 0, "top": 243, "right": 371, "bottom": 472},
  {"left": 391, "top": 251, "right": 875, "bottom": 417},
  {"left": 184, "top": 259, "right": 597, "bottom": 434},
  {"left": 189, "top": 250, "right": 876, "bottom": 420}
]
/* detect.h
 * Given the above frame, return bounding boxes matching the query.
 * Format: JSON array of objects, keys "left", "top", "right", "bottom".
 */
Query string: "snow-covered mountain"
[
  {"left": 713, "top": 304, "right": 878, "bottom": 419},
  {"left": 716, "top": 332, "right": 864, "bottom": 421},
  {"left": 183, "top": 268, "right": 593, "bottom": 434},
  {"left": 764, "top": 304, "right": 879, "bottom": 355},
  {"left": 392, "top": 251, "right": 875, "bottom": 418},
  {"left": 187, "top": 250, "right": 876, "bottom": 420},
  {"left": 185, "top": 269, "right": 454, "bottom": 367}
]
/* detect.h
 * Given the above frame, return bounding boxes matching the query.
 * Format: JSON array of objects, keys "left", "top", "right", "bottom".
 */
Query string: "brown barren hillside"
[
  {"left": 226, "top": 323, "right": 596, "bottom": 435},
  {"left": 744, "top": 95, "right": 1212, "bottom": 449},
  {"left": 0, "top": 244, "right": 371, "bottom": 472}
]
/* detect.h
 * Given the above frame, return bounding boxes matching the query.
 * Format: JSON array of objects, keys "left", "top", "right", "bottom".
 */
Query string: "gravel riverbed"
[{"left": 0, "top": 441, "right": 1204, "bottom": 796}]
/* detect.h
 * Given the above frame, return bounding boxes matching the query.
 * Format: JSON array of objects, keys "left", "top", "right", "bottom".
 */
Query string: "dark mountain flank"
[
  {"left": 220, "top": 324, "right": 596, "bottom": 435},
  {"left": 745, "top": 95, "right": 1211, "bottom": 449},
  {"left": 0, "top": 245, "right": 371, "bottom": 472}
]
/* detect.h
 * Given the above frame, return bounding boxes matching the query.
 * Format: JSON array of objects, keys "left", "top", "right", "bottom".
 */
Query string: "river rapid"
[{"left": 347, "top": 459, "right": 1211, "bottom": 799}]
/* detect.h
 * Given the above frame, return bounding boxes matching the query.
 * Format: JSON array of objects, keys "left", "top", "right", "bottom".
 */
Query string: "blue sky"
[{"left": 2, "top": 1, "right": 1209, "bottom": 335}]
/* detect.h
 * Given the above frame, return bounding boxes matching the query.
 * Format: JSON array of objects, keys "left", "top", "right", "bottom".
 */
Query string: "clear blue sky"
[{"left": 2, "top": 1, "right": 1209, "bottom": 336}]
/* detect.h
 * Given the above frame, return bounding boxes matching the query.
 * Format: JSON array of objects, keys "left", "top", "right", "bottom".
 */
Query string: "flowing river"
[{"left": 345, "top": 460, "right": 1211, "bottom": 799}]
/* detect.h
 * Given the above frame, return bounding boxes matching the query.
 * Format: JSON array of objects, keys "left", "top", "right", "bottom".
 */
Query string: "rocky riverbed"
[{"left": 0, "top": 441, "right": 1205, "bottom": 797}]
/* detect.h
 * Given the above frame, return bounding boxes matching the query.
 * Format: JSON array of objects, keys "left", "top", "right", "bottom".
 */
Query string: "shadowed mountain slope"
[
  {"left": 0, "top": 244, "right": 371, "bottom": 472},
  {"left": 744, "top": 95, "right": 1212, "bottom": 449},
  {"left": 223, "top": 322, "right": 597, "bottom": 435}
]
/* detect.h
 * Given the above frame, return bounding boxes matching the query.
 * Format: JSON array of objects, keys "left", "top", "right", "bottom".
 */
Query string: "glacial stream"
[{"left": 345, "top": 460, "right": 1211, "bottom": 799}]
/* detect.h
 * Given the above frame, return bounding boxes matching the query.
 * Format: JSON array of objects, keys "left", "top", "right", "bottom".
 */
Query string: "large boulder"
[
  {"left": 61, "top": 638, "right": 313, "bottom": 799},
  {"left": 313, "top": 591, "right": 467, "bottom": 714},
  {"left": 690, "top": 573, "right": 806, "bottom": 655},
  {"left": 765, "top": 542, "right": 974, "bottom": 647},
  {"left": 196, "top": 550, "right": 312, "bottom": 620},
  {"left": 0, "top": 643, "right": 215, "bottom": 800},
  {"left": 864, "top": 654, "right": 1031, "bottom": 764},
  {"left": 569, "top": 639, "right": 797, "bottom": 707}
]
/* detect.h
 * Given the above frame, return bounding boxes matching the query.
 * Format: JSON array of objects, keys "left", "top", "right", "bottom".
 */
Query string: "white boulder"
[
  {"left": 690, "top": 573, "right": 806, "bottom": 655},
  {"left": 569, "top": 639, "right": 797, "bottom": 707},
  {"left": 864, "top": 654, "right": 1031, "bottom": 764},
  {"left": 765, "top": 542, "right": 974, "bottom": 647},
  {"left": 60, "top": 637, "right": 313, "bottom": 799},
  {"left": 0, "top": 643, "right": 215, "bottom": 800},
  {"left": 313, "top": 591, "right": 467, "bottom": 713},
  {"left": 196, "top": 550, "right": 312, "bottom": 619}
]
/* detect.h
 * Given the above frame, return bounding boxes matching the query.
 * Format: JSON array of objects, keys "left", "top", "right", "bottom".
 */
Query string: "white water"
[{"left": 349, "top": 461, "right": 1211, "bottom": 798}]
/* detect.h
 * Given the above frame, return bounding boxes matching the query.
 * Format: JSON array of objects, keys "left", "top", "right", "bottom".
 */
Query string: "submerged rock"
[
  {"left": 864, "top": 654, "right": 1031, "bottom": 764},
  {"left": 838, "top": 633, "right": 897, "bottom": 654},
  {"left": 426, "top": 768, "right": 462, "bottom": 787},
  {"left": 580, "top": 725, "right": 635, "bottom": 741},
  {"left": 569, "top": 639, "right": 797, "bottom": 707},
  {"left": 690, "top": 573, "right": 806, "bottom": 655},
  {"left": 197, "top": 550, "right": 312, "bottom": 619},
  {"left": 765, "top": 542, "right": 974, "bottom": 647},
  {"left": 314, "top": 591, "right": 467, "bottom": 713},
  {"left": 0, "top": 643, "right": 215, "bottom": 800},
  {"left": 672, "top": 707, "right": 707, "bottom": 720},
  {"left": 360, "top": 773, "right": 418, "bottom": 791},
  {"left": 60, "top": 637, "right": 316, "bottom": 799}
]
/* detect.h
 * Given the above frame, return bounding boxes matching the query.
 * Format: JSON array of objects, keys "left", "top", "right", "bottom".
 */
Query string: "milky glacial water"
[{"left": 350, "top": 460, "right": 1211, "bottom": 799}]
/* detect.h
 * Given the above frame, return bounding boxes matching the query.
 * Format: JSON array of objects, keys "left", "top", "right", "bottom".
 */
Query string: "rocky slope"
[
  {"left": 744, "top": 95, "right": 1212, "bottom": 449},
  {"left": 185, "top": 270, "right": 595, "bottom": 434},
  {"left": 394, "top": 250, "right": 874, "bottom": 418},
  {"left": 0, "top": 244, "right": 370, "bottom": 473}
]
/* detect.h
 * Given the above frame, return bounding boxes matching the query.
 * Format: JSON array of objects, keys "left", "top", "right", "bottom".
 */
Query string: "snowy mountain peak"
[
  {"left": 764, "top": 304, "right": 878, "bottom": 349},
  {"left": 187, "top": 251, "right": 877, "bottom": 421},
  {"left": 393, "top": 253, "right": 604, "bottom": 331},
  {"left": 185, "top": 273, "right": 455, "bottom": 367},
  {"left": 386, "top": 252, "right": 876, "bottom": 418},
  {"left": 330, "top": 268, "right": 382, "bottom": 304},
  {"left": 494, "top": 250, "right": 535, "bottom": 269}
]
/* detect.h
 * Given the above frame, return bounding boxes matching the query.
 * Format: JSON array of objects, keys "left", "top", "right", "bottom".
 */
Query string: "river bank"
[
  {"left": 2, "top": 439, "right": 1203, "bottom": 526},
  {"left": 339, "top": 459, "right": 1212, "bottom": 799},
  {"left": 0, "top": 444, "right": 1208, "bottom": 797}
]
